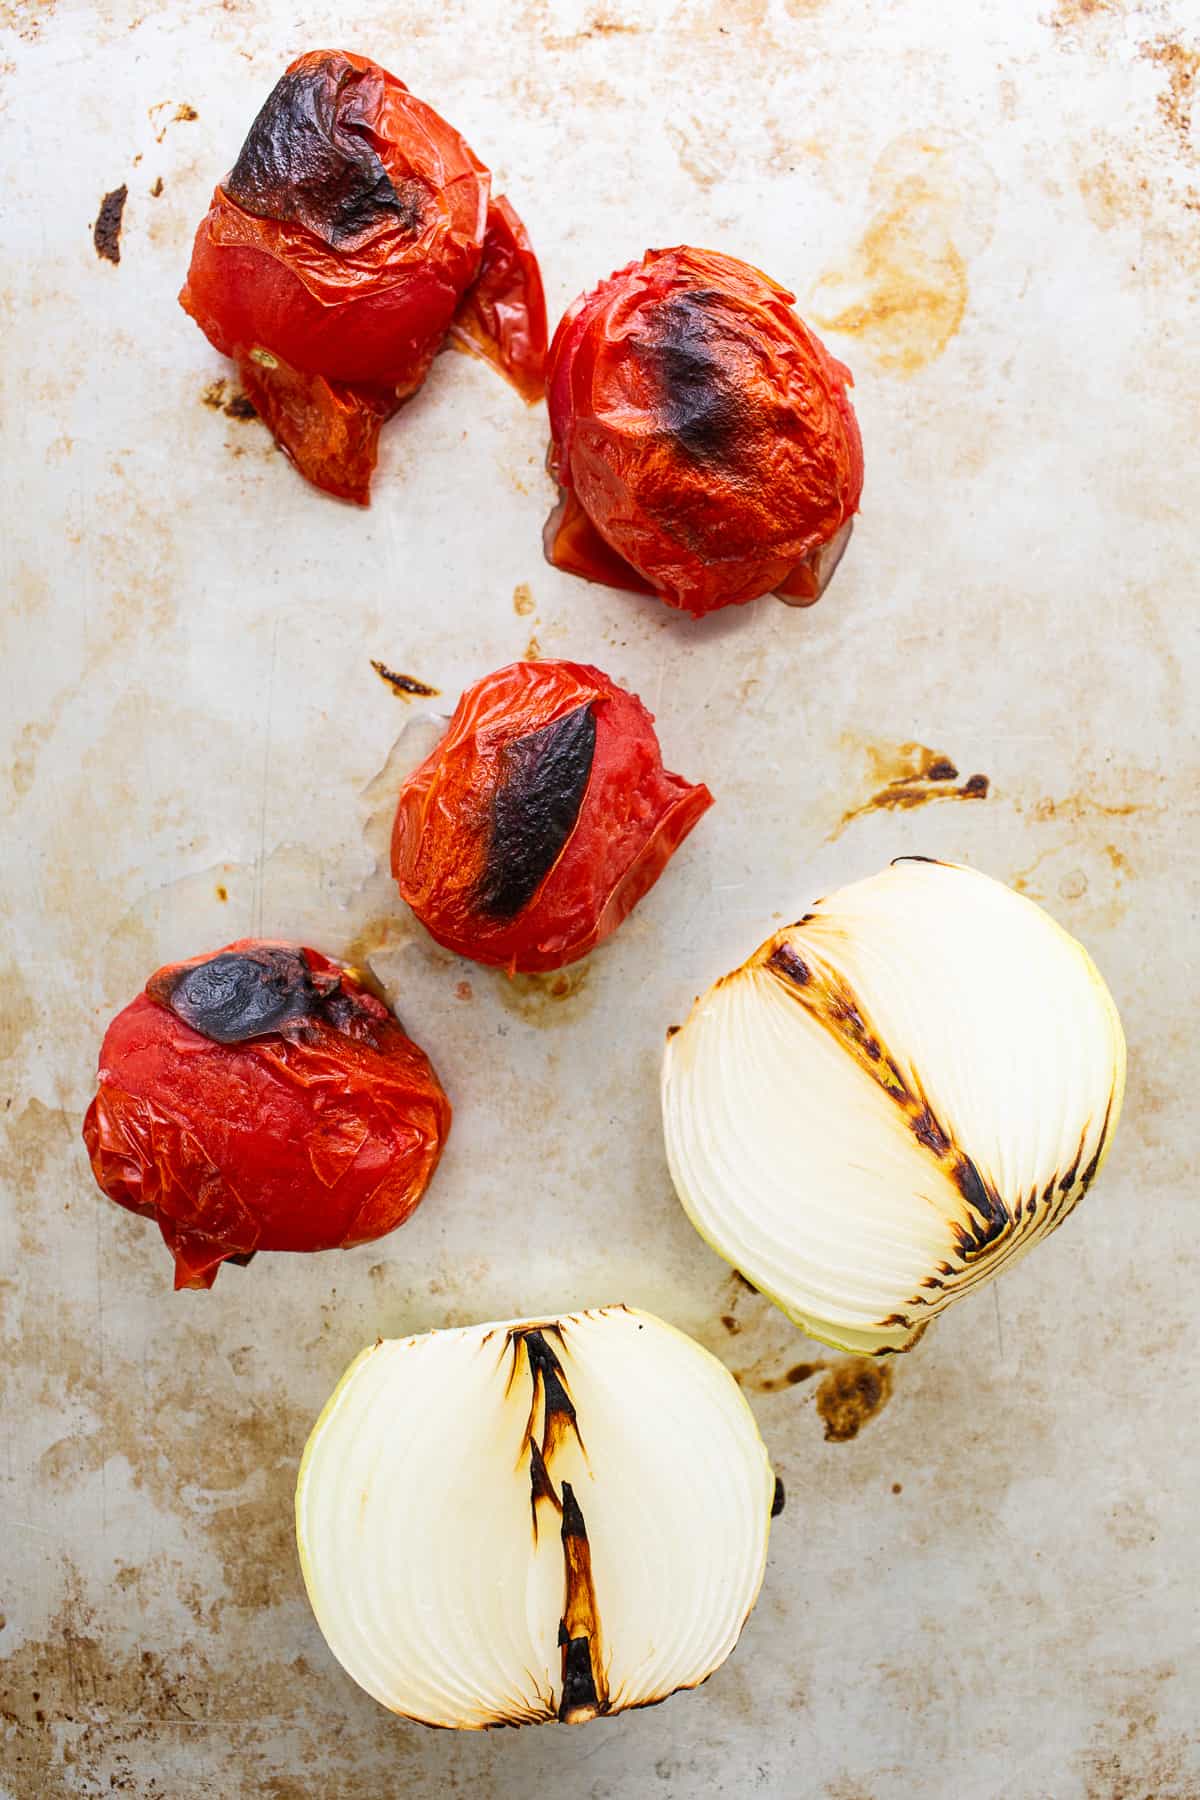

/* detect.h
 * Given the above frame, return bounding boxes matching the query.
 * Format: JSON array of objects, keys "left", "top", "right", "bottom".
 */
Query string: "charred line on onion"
[
  {"left": 226, "top": 57, "right": 425, "bottom": 249},
  {"left": 761, "top": 943, "right": 1013, "bottom": 1254},
  {"left": 766, "top": 943, "right": 810, "bottom": 986},
  {"left": 1079, "top": 1092, "right": 1115, "bottom": 1192},
  {"left": 370, "top": 660, "right": 439, "bottom": 698},
  {"left": 476, "top": 704, "right": 597, "bottom": 920},
  {"left": 557, "top": 1481, "right": 607, "bottom": 1723}
]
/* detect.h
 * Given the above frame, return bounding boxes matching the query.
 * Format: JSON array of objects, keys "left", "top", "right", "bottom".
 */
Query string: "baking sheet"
[{"left": 2, "top": 0, "right": 1198, "bottom": 1794}]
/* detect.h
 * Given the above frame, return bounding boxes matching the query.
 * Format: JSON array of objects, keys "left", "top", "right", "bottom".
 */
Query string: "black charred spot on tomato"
[
  {"left": 223, "top": 1250, "right": 258, "bottom": 1267},
  {"left": 148, "top": 945, "right": 380, "bottom": 1046},
  {"left": 93, "top": 186, "right": 128, "bottom": 264},
  {"left": 370, "top": 659, "right": 439, "bottom": 698},
  {"left": 953, "top": 1155, "right": 1008, "bottom": 1249},
  {"left": 635, "top": 290, "right": 747, "bottom": 463},
  {"left": 767, "top": 943, "right": 810, "bottom": 986},
  {"left": 227, "top": 57, "right": 425, "bottom": 251},
  {"left": 476, "top": 704, "right": 597, "bottom": 920},
  {"left": 771, "top": 1477, "right": 786, "bottom": 1517},
  {"left": 911, "top": 1106, "right": 950, "bottom": 1157}
]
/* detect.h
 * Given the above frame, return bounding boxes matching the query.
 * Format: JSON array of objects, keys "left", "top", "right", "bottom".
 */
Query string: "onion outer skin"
[
  {"left": 662, "top": 859, "right": 1126, "bottom": 1356},
  {"left": 295, "top": 1306, "right": 775, "bottom": 1729}
]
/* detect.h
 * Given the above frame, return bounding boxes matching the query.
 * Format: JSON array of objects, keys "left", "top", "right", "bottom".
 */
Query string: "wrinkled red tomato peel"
[
  {"left": 83, "top": 941, "right": 451, "bottom": 1290},
  {"left": 180, "top": 50, "right": 547, "bottom": 503},
  {"left": 391, "top": 660, "right": 713, "bottom": 973},
  {"left": 544, "top": 246, "right": 864, "bottom": 616}
]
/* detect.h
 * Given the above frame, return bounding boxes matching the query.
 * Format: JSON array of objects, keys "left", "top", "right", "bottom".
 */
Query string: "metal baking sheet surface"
[{"left": 2, "top": 0, "right": 1197, "bottom": 1794}]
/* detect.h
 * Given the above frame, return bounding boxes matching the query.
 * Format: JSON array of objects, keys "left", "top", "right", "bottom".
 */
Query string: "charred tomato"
[
  {"left": 180, "top": 50, "right": 547, "bottom": 503},
  {"left": 83, "top": 941, "right": 451, "bottom": 1290},
  {"left": 391, "top": 660, "right": 712, "bottom": 972},
  {"left": 544, "top": 246, "right": 864, "bottom": 617}
]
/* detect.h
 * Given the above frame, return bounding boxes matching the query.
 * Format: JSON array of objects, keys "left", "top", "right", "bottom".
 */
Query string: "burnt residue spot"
[
  {"left": 720, "top": 1313, "right": 741, "bottom": 1335},
  {"left": 149, "top": 176, "right": 164, "bottom": 198},
  {"left": 766, "top": 943, "right": 811, "bottom": 986},
  {"left": 666, "top": 1023, "right": 681, "bottom": 1039},
  {"left": 740, "top": 1360, "right": 826, "bottom": 1393},
  {"left": 227, "top": 57, "right": 425, "bottom": 251},
  {"left": 771, "top": 1477, "right": 786, "bottom": 1517},
  {"left": 634, "top": 290, "right": 748, "bottom": 463},
  {"left": 175, "top": 103, "right": 198, "bottom": 122},
  {"left": 476, "top": 704, "right": 597, "bottom": 920},
  {"left": 370, "top": 660, "right": 439, "bottom": 699},
  {"left": 93, "top": 185, "right": 128, "bottom": 264},
  {"left": 201, "top": 378, "right": 257, "bottom": 421},
  {"left": 833, "top": 742, "right": 990, "bottom": 837},
  {"left": 147, "top": 945, "right": 379, "bottom": 1047},
  {"left": 732, "top": 1270, "right": 760, "bottom": 1295},
  {"left": 815, "top": 1358, "right": 894, "bottom": 1443}
]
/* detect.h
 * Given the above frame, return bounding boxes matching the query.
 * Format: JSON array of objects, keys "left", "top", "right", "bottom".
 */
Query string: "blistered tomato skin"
[
  {"left": 82, "top": 942, "right": 451, "bottom": 1291},
  {"left": 544, "top": 246, "right": 864, "bottom": 617},
  {"left": 391, "top": 661, "right": 713, "bottom": 973},
  {"left": 179, "top": 50, "right": 547, "bottom": 503}
]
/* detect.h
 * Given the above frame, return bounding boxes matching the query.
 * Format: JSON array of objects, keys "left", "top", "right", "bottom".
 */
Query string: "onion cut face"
[
  {"left": 296, "top": 1306, "right": 775, "bottom": 1728},
  {"left": 662, "top": 860, "right": 1126, "bottom": 1355}
]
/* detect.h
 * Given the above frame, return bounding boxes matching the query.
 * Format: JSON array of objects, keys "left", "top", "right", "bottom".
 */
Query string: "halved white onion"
[
  {"left": 662, "top": 859, "right": 1126, "bottom": 1355},
  {"left": 295, "top": 1305, "right": 775, "bottom": 1729}
]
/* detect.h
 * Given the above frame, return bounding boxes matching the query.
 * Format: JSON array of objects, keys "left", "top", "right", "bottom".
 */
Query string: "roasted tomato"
[
  {"left": 544, "top": 246, "right": 864, "bottom": 616},
  {"left": 180, "top": 50, "right": 547, "bottom": 503},
  {"left": 83, "top": 941, "right": 451, "bottom": 1290},
  {"left": 391, "top": 660, "right": 712, "bottom": 972}
]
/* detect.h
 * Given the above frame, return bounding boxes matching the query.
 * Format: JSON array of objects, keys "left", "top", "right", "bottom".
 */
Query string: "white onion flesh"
[
  {"left": 296, "top": 1305, "right": 774, "bottom": 1729},
  {"left": 662, "top": 859, "right": 1126, "bottom": 1355}
]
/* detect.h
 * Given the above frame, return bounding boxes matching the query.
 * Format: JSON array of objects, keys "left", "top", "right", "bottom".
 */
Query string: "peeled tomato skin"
[
  {"left": 544, "top": 246, "right": 864, "bottom": 616},
  {"left": 390, "top": 660, "right": 713, "bottom": 973},
  {"left": 82, "top": 940, "right": 451, "bottom": 1290},
  {"left": 179, "top": 49, "right": 547, "bottom": 503}
]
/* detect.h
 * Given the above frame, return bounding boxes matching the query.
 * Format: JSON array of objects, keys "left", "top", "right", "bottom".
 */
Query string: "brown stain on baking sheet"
[
  {"left": 493, "top": 960, "right": 592, "bottom": 1024},
  {"left": 370, "top": 660, "right": 439, "bottom": 699},
  {"left": 92, "top": 185, "right": 127, "bottom": 264},
  {"left": 201, "top": 378, "right": 257, "bottom": 421},
  {"left": 1140, "top": 37, "right": 1198, "bottom": 149},
  {"left": 734, "top": 1350, "right": 895, "bottom": 1441},
  {"left": 815, "top": 1358, "right": 894, "bottom": 1441},
  {"left": 830, "top": 740, "right": 989, "bottom": 837},
  {"left": 809, "top": 134, "right": 995, "bottom": 375},
  {"left": 737, "top": 1360, "right": 826, "bottom": 1393},
  {"left": 148, "top": 99, "right": 199, "bottom": 142}
]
